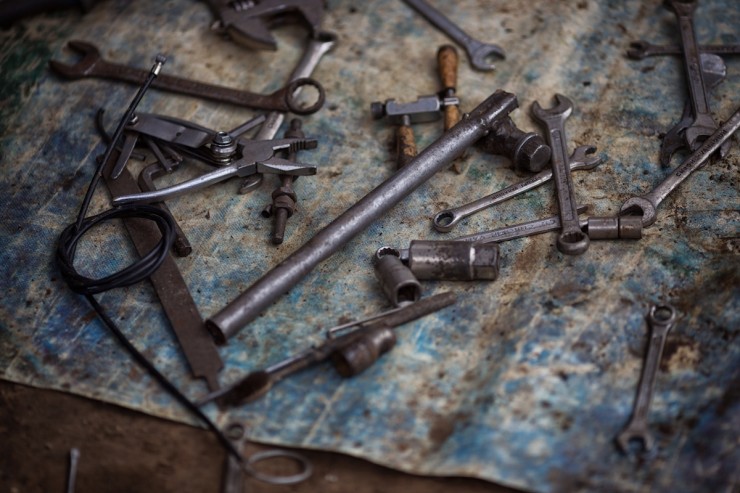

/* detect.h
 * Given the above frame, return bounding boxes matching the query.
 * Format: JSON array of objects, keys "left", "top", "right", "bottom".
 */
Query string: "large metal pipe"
[{"left": 207, "top": 90, "right": 518, "bottom": 343}]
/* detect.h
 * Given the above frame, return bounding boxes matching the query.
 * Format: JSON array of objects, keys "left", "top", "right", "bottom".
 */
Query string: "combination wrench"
[
  {"left": 620, "top": 105, "right": 740, "bottom": 227},
  {"left": 665, "top": 0, "right": 728, "bottom": 155},
  {"left": 432, "top": 145, "right": 600, "bottom": 232},
  {"left": 49, "top": 40, "right": 325, "bottom": 115},
  {"left": 531, "top": 94, "right": 590, "bottom": 255},
  {"left": 627, "top": 40, "right": 740, "bottom": 59},
  {"left": 660, "top": 53, "right": 726, "bottom": 167},
  {"left": 400, "top": 0, "right": 505, "bottom": 71},
  {"left": 616, "top": 304, "right": 678, "bottom": 455}
]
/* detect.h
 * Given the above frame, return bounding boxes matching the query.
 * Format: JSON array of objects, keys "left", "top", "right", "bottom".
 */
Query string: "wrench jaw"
[
  {"left": 530, "top": 94, "right": 574, "bottom": 123},
  {"left": 626, "top": 40, "right": 651, "bottom": 60},
  {"left": 569, "top": 145, "right": 601, "bottom": 170},
  {"left": 469, "top": 43, "right": 506, "bottom": 72},
  {"left": 49, "top": 40, "right": 102, "bottom": 78},
  {"left": 432, "top": 210, "right": 460, "bottom": 233}
]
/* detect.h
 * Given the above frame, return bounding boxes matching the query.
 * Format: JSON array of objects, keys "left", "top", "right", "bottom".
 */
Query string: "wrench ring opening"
[
  {"left": 285, "top": 78, "right": 325, "bottom": 115},
  {"left": 649, "top": 304, "right": 677, "bottom": 325},
  {"left": 244, "top": 449, "right": 313, "bottom": 485},
  {"left": 432, "top": 210, "right": 458, "bottom": 232},
  {"left": 557, "top": 230, "right": 590, "bottom": 255}
]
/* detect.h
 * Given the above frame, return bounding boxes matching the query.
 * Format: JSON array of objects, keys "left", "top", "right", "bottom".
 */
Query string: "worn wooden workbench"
[{"left": 1, "top": 1, "right": 738, "bottom": 492}]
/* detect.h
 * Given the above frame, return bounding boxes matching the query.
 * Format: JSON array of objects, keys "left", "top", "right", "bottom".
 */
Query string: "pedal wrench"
[
  {"left": 531, "top": 94, "right": 590, "bottom": 255},
  {"left": 660, "top": 53, "right": 727, "bottom": 166},
  {"left": 616, "top": 305, "right": 678, "bottom": 455},
  {"left": 401, "top": 0, "right": 505, "bottom": 71},
  {"left": 50, "top": 40, "right": 325, "bottom": 114},
  {"left": 621, "top": 106, "right": 740, "bottom": 227},
  {"left": 665, "top": 1, "right": 721, "bottom": 148},
  {"left": 627, "top": 40, "right": 740, "bottom": 59},
  {"left": 239, "top": 31, "right": 337, "bottom": 194},
  {"left": 433, "top": 145, "right": 600, "bottom": 232}
]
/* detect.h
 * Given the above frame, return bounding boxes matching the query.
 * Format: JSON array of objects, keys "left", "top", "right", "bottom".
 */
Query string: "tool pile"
[{"left": 45, "top": 0, "right": 738, "bottom": 489}]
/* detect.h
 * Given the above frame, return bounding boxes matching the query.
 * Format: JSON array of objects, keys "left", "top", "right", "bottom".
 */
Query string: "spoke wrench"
[
  {"left": 531, "top": 94, "right": 590, "bottom": 255},
  {"left": 401, "top": 0, "right": 505, "bottom": 71},
  {"left": 616, "top": 304, "right": 678, "bottom": 455}
]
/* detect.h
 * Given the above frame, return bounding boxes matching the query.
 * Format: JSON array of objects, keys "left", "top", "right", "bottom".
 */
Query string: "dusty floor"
[{"left": 0, "top": 380, "right": 522, "bottom": 493}]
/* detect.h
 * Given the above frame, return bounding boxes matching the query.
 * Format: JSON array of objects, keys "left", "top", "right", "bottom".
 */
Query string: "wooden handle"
[
  {"left": 396, "top": 125, "right": 417, "bottom": 169},
  {"left": 437, "top": 44, "right": 458, "bottom": 91},
  {"left": 443, "top": 105, "right": 461, "bottom": 131}
]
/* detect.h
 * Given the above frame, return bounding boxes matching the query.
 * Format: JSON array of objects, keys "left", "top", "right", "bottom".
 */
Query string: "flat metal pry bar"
[
  {"left": 102, "top": 150, "right": 223, "bottom": 390},
  {"left": 206, "top": 90, "right": 518, "bottom": 343}
]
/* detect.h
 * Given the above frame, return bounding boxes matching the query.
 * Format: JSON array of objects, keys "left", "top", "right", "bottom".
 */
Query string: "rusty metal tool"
[
  {"left": 531, "top": 94, "right": 590, "bottom": 255},
  {"left": 207, "top": 90, "right": 518, "bottom": 343},
  {"left": 263, "top": 119, "right": 305, "bottom": 244},
  {"left": 401, "top": 0, "right": 505, "bottom": 71},
  {"left": 101, "top": 150, "right": 223, "bottom": 390},
  {"left": 206, "top": 0, "right": 325, "bottom": 50},
  {"left": 199, "top": 292, "right": 456, "bottom": 406},
  {"left": 665, "top": 0, "right": 730, "bottom": 158},
  {"left": 627, "top": 40, "right": 740, "bottom": 59},
  {"left": 49, "top": 40, "right": 325, "bottom": 115},
  {"left": 659, "top": 53, "right": 726, "bottom": 167},
  {"left": 617, "top": 304, "right": 678, "bottom": 455},
  {"left": 620, "top": 104, "right": 740, "bottom": 227},
  {"left": 372, "top": 94, "right": 459, "bottom": 169},
  {"left": 239, "top": 31, "right": 338, "bottom": 194},
  {"left": 477, "top": 116, "right": 552, "bottom": 173},
  {"left": 432, "top": 145, "right": 599, "bottom": 233},
  {"left": 65, "top": 448, "right": 80, "bottom": 493},
  {"left": 111, "top": 135, "right": 318, "bottom": 206}
]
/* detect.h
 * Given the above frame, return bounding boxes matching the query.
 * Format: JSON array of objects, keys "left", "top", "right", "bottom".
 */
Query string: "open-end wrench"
[
  {"left": 49, "top": 40, "right": 325, "bottom": 115},
  {"left": 620, "top": 105, "right": 740, "bottom": 227},
  {"left": 627, "top": 40, "right": 740, "bottom": 59},
  {"left": 665, "top": 0, "right": 728, "bottom": 154},
  {"left": 432, "top": 145, "right": 600, "bottom": 232},
  {"left": 531, "top": 94, "right": 590, "bottom": 255},
  {"left": 660, "top": 53, "right": 726, "bottom": 167},
  {"left": 238, "top": 31, "right": 338, "bottom": 194},
  {"left": 401, "top": 0, "right": 505, "bottom": 71},
  {"left": 616, "top": 304, "right": 678, "bottom": 455}
]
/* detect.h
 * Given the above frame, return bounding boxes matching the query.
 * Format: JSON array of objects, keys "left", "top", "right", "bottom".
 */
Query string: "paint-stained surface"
[{"left": 1, "top": 1, "right": 738, "bottom": 492}]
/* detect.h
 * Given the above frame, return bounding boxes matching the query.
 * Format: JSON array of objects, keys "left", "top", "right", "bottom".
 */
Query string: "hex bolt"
[{"left": 210, "top": 131, "right": 237, "bottom": 163}]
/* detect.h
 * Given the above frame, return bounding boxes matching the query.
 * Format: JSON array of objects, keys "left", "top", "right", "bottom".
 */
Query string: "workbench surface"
[{"left": 1, "top": 1, "right": 738, "bottom": 492}]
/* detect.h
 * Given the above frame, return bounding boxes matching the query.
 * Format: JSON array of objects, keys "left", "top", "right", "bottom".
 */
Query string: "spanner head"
[
  {"left": 48, "top": 40, "right": 102, "bottom": 78},
  {"left": 569, "top": 145, "right": 601, "bottom": 170},
  {"left": 469, "top": 43, "right": 506, "bottom": 72},
  {"left": 530, "top": 94, "right": 574, "bottom": 124},
  {"left": 620, "top": 196, "right": 657, "bottom": 227}
]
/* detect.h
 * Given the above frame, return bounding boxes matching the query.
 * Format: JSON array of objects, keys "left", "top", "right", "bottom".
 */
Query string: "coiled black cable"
[{"left": 54, "top": 56, "right": 244, "bottom": 462}]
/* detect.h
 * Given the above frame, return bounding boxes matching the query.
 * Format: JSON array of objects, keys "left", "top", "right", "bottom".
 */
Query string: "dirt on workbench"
[{"left": 0, "top": 381, "right": 522, "bottom": 493}]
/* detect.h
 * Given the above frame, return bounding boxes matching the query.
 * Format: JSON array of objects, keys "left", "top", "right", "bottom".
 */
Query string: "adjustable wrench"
[
  {"left": 616, "top": 304, "right": 678, "bottom": 455},
  {"left": 627, "top": 40, "right": 740, "bottom": 59},
  {"left": 49, "top": 40, "right": 325, "bottom": 114},
  {"left": 620, "top": 106, "right": 740, "bottom": 227},
  {"left": 401, "top": 0, "right": 505, "bottom": 71},
  {"left": 665, "top": 0, "right": 728, "bottom": 155},
  {"left": 432, "top": 145, "right": 600, "bottom": 232},
  {"left": 531, "top": 94, "right": 590, "bottom": 255}
]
